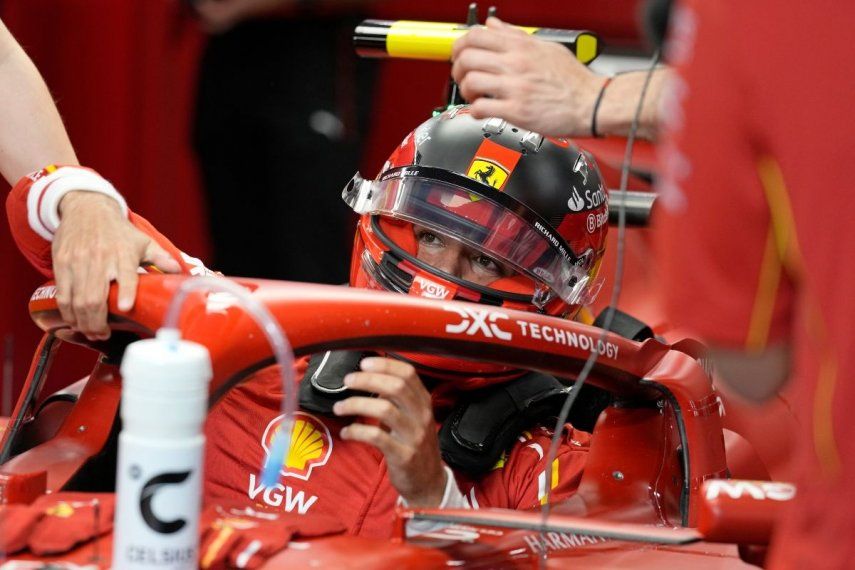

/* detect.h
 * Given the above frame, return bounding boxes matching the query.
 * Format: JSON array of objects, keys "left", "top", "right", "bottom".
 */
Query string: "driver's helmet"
[{"left": 343, "top": 106, "right": 608, "bottom": 380}]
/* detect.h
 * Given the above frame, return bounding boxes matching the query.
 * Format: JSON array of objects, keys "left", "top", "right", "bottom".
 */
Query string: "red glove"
[
  {"left": 0, "top": 492, "right": 114, "bottom": 556},
  {"left": 0, "top": 504, "right": 43, "bottom": 553},
  {"left": 199, "top": 503, "right": 345, "bottom": 569},
  {"left": 27, "top": 492, "right": 115, "bottom": 555}
]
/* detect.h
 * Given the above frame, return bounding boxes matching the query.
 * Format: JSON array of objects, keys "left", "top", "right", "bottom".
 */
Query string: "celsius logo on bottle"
[{"left": 134, "top": 467, "right": 192, "bottom": 534}]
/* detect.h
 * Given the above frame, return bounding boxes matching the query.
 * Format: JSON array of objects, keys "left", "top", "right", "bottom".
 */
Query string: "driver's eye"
[
  {"left": 417, "top": 230, "right": 445, "bottom": 248},
  {"left": 473, "top": 254, "right": 501, "bottom": 273}
]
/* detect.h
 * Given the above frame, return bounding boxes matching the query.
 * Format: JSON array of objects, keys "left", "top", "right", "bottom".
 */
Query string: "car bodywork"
[{"left": 0, "top": 276, "right": 792, "bottom": 567}]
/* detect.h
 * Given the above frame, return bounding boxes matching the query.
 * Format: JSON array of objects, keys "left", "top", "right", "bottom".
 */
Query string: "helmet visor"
[{"left": 343, "top": 166, "right": 598, "bottom": 306}]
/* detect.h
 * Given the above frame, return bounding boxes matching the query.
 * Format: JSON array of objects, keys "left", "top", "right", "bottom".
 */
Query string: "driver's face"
[{"left": 413, "top": 225, "right": 516, "bottom": 286}]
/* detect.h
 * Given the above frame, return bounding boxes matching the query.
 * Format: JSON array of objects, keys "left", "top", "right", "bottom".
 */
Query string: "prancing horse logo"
[
  {"left": 474, "top": 164, "right": 496, "bottom": 185},
  {"left": 467, "top": 159, "right": 510, "bottom": 189}
]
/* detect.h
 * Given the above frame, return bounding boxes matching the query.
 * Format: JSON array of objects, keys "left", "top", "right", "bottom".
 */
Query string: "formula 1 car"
[
  {"left": 0, "top": 10, "right": 799, "bottom": 567},
  {"left": 0, "top": 272, "right": 796, "bottom": 568}
]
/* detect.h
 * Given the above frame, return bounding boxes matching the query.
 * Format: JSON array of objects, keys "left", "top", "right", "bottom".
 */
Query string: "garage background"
[{"left": 0, "top": 0, "right": 643, "bottom": 406}]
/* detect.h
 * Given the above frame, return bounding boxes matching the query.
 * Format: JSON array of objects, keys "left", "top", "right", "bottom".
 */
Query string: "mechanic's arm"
[
  {"left": 0, "top": 19, "right": 76, "bottom": 181},
  {"left": 0, "top": 19, "right": 182, "bottom": 340},
  {"left": 7, "top": 169, "right": 188, "bottom": 342},
  {"left": 332, "top": 357, "right": 466, "bottom": 509},
  {"left": 451, "top": 17, "right": 668, "bottom": 140},
  {"left": 710, "top": 345, "right": 791, "bottom": 404}
]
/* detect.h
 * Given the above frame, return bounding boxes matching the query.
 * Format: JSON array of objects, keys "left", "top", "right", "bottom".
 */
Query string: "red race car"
[
  {"left": 0, "top": 273, "right": 794, "bottom": 568},
  {"left": 0, "top": 14, "right": 799, "bottom": 568}
]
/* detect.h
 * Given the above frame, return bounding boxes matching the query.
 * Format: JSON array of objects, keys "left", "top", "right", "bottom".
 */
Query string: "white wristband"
[
  {"left": 26, "top": 166, "right": 128, "bottom": 240},
  {"left": 403, "top": 465, "right": 472, "bottom": 536}
]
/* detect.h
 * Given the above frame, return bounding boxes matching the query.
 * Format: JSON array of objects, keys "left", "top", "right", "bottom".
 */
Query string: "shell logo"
[
  {"left": 261, "top": 412, "right": 333, "bottom": 481},
  {"left": 46, "top": 501, "right": 76, "bottom": 518}
]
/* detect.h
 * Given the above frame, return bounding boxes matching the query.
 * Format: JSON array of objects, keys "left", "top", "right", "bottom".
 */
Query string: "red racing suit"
[
  {"left": 6, "top": 170, "right": 590, "bottom": 538},
  {"left": 656, "top": 1, "right": 855, "bottom": 566}
]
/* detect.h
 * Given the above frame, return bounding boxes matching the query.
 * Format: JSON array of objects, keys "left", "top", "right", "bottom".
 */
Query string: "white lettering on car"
[
  {"left": 247, "top": 473, "right": 318, "bottom": 514},
  {"left": 443, "top": 307, "right": 620, "bottom": 360},
  {"left": 704, "top": 480, "right": 796, "bottom": 502},
  {"left": 514, "top": 321, "right": 619, "bottom": 360},
  {"left": 444, "top": 306, "right": 513, "bottom": 341},
  {"left": 30, "top": 285, "right": 57, "bottom": 301},
  {"left": 522, "top": 531, "right": 608, "bottom": 554}
]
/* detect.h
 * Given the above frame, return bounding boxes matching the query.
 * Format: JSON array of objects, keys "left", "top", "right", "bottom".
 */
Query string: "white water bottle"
[{"left": 113, "top": 328, "right": 211, "bottom": 569}]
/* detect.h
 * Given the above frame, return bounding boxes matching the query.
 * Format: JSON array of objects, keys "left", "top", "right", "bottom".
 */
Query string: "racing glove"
[
  {"left": 0, "top": 492, "right": 114, "bottom": 555},
  {"left": 199, "top": 502, "right": 346, "bottom": 569},
  {"left": 27, "top": 492, "right": 115, "bottom": 555},
  {"left": 0, "top": 503, "right": 42, "bottom": 553}
]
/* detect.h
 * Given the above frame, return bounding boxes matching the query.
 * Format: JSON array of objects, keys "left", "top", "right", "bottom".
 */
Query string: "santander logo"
[{"left": 567, "top": 187, "right": 585, "bottom": 212}]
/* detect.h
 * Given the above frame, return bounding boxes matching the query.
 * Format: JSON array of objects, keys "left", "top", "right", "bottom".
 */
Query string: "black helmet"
[{"left": 345, "top": 105, "right": 609, "bottom": 318}]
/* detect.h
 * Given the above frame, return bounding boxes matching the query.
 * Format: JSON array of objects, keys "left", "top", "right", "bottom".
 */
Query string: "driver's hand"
[
  {"left": 333, "top": 357, "right": 448, "bottom": 508},
  {"left": 451, "top": 17, "right": 606, "bottom": 137},
  {"left": 53, "top": 191, "right": 182, "bottom": 341}
]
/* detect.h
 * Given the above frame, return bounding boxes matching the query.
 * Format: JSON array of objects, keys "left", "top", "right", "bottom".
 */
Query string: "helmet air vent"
[{"left": 482, "top": 117, "right": 507, "bottom": 135}]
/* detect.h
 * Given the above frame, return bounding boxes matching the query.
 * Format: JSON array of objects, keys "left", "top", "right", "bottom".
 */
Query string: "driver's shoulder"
[{"left": 506, "top": 424, "right": 592, "bottom": 468}]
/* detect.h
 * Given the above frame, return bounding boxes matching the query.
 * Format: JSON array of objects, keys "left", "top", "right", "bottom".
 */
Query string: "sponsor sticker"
[
  {"left": 586, "top": 210, "right": 608, "bottom": 233},
  {"left": 30, "top": 285, "right": 57, "bottom": 301},
  {"left": 704, "top": 480, "right": 796, "bottom": 502},
  {"left": 516, "top": 321, "right": 620, "bottom": 359},
  {"left": 522, "top": 532, "right": 608, "bottom": 554},
  {"left": 444, "top": 306, "right": 513, "bottom": 341},
  {"left": 246, "top": 473, "right": 318, "bottom": 514},
  {"left": 442, "top": 305, "right": 620, "bottom": 360},
  {"left": 567, "top": 186, "right": 586, "bottom": 212},
  {"left": 567, "top": 175, "right": 608, "bottom": 213},
  {"left": 261, "top": 412, "right": 332, "bottom": 481},
  {"left": 467, "top": 159, "right": 510, "bottom": 189},
  {"left": 412, "top": 275, "right": 455, "bottom": 300}
]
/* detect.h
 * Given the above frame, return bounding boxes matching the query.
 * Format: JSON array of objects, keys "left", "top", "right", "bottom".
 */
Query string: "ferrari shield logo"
[
  {"left": 467, "top": 159, "right": 510, "bottom": 189},
  {"left": 261, "top": 412, "right": 332, "bottom": 481}
]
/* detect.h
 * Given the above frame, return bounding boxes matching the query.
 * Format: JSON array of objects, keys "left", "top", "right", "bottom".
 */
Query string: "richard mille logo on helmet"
[
  {"left": 467, "top": 159, "right": 510, "bottom": 189},
  {"left": 261, "top": 412, "right": 332, "bottom": 481}
]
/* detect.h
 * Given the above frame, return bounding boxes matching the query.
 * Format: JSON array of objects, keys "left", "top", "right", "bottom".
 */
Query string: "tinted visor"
[{"left": 343, "top": 166, "right": 595, "bottom": 306}]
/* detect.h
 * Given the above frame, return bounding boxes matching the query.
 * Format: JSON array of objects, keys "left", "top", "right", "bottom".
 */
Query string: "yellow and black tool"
[{"left": 354, "top": 20, "right": 601, "bottom": 65}]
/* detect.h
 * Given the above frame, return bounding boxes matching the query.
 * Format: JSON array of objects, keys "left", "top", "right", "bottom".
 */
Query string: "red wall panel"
[
  {"left": 0, "top": 0, "right": 207, "bottom": 406},
  {"left": 0, "top": 0, "right": 643, "bottom": 409}
]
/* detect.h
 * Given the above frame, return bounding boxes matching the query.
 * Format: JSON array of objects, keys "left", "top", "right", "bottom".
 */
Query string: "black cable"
[{"left": 537, "top": 48, "right": 662, "bottom": 565}]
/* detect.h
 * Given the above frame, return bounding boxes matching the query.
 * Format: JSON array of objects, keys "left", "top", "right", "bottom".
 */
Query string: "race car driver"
[{"left": 6, "top": 107, "right": 610, "bottom": 538}]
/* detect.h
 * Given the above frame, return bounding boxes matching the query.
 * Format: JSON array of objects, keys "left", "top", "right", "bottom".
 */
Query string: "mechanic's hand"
[
  {"left": 53, "top": 191, "right": 181, "bottom": 341},
  {"left": 192, "top": 0, "right": 293, "bottom": 34},
  {"left": 333, "top": 357, "right": 447, "bottom": 507},
  {"left": 452, "top": 17, "right": 607, "bottom": 137}
]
